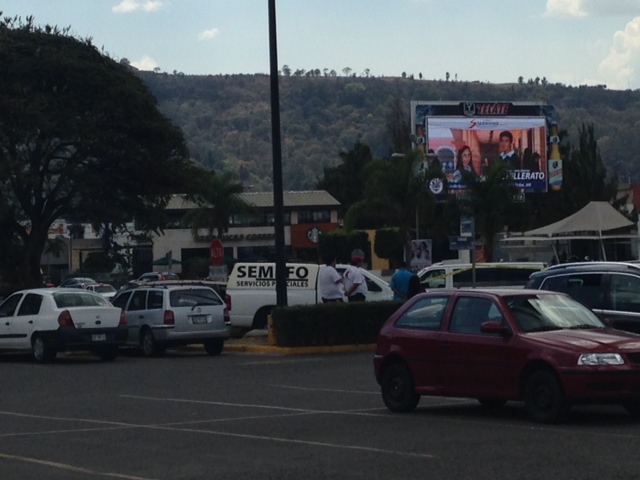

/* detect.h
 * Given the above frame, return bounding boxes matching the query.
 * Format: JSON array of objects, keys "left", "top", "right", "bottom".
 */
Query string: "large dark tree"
[
  {"left": 343, "top": 151, "right": 435, "bottom": 262},
  {"left": 316, "top": 141, "right": 373, "bottom": 216},
  {"left": 562, "top": 123, "right": 618, "bottom": 211},
  {"left": 0, "top": 17, "right": 202, "bottom": 288}
]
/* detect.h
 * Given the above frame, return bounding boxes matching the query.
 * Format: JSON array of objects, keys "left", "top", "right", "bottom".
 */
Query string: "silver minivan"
[{"left": 111, "top": 284, "right": 230, "bottom": 356}]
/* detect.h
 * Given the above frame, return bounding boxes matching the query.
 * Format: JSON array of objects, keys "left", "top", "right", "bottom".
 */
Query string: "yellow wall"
[{"left": 365, "top": 229, "right": 389, "bottom": 270}]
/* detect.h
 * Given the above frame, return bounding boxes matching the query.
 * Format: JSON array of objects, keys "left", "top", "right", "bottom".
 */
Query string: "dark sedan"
[{"left": 374, "top": 288, "right": 640, "bottom": 423}]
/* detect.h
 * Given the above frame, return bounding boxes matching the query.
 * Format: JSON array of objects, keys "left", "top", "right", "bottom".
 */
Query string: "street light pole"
[{"left": 268, "top": 0, "right": 287, "bottom": 306}]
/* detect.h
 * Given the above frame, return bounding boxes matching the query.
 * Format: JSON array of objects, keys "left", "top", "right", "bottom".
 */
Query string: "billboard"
[{"left": 411, "top": 101, "right": 561, "bottom": 194}]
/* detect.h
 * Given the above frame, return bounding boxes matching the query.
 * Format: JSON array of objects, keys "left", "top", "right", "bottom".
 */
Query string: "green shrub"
[{"left": 272, "top": 301, "right": 400, "bottom": 347}]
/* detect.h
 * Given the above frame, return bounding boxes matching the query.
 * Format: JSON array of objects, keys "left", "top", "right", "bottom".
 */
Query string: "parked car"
[
  {"left": 58, "top": 277, "right": 97, "bottom": 289},
  {"left": 417, "top": 261, "right": 546, "bottom": 289},
  {"left": 526, "top": 261, "right": 640, "bottom": 334},
  {"left": 137, "top": 272, "right": 179, "bottom": 282},
  {"left": 111, "top": 283, "right": 230, "bottom": 357},
  {"left": 0, "top": 288, "right": 127, "bottom": 362},
  {"left": 374, "top": 288, "right": 640, "bottom": 423},
  {"left": 84, "top": 283, "right": 118, "bottom": 300}
]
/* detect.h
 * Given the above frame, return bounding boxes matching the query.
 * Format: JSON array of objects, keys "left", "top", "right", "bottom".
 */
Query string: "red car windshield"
[{"left": 505, "top": 294, "right": 604, "bottom": 333}]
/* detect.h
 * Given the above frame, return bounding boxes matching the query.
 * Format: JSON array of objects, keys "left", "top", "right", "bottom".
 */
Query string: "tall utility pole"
[{"left": 268, "top": 0, "right": 287, "bottom": 306}]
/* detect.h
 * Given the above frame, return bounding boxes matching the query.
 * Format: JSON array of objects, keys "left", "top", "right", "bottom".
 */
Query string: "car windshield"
[
  {"left": 506, "top": 293, "right": 605, "bottom": 333},
  {"left": 53, "top": 292, "right": 110, "bottom": 308}
]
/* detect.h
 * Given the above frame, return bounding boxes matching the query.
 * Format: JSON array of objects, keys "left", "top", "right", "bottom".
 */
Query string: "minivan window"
[
  {"left": 610, "top": 274, "right": 640, "bottom": 313},
  {"left": 453, "top": 266, "right": 541, "bottom": 287},
  {"left": 541, "top": 273, "right": 605, "bottom": 310}
]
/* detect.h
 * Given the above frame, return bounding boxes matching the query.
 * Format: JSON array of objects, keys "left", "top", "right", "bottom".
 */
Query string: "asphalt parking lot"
[{"left": 1, "top": 348, "right": 640, "bottom": 480}]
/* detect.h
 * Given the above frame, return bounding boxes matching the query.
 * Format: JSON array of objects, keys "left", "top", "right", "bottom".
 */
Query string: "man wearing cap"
[{"left": 344, "top": 249, "right": 368, "bottom": 302}]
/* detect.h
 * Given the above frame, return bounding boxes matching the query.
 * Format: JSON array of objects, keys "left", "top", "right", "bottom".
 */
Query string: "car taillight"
[
  {"left": 163, "top": 310, "right": 175, "bottom": 325},
  {"left": 225, "top": 294, "right": 231, "bottom": 312},
  {"left": 58, "top": 310, "right": 75, "bottom": 327},
  {"left": 224, "top": 307, "right": 230, "bottom": 326},
  {"left": 119, "top": 310, "right": 127, "bottom": 325}
]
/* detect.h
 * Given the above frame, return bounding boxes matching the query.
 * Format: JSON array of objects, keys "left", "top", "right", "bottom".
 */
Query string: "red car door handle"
[{"left": 439, "top": 343, "right": 451, "bottom": 349}]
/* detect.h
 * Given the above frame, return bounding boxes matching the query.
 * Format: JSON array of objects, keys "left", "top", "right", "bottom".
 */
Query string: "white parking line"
[
  {"left": 0, "top": 452, "right": 158, "bottom": 479},
  {"left": 143, "top": 424, "right": 438, "bottom": 459},
  {"left": 120, "top": 394, "right": 326, "bottom": 413},
  {"left": 269, "top": 384, "right": 379, "bottom": 395},
  {"left": 0, "top": 403, "right": 438, "bottom": 461}
]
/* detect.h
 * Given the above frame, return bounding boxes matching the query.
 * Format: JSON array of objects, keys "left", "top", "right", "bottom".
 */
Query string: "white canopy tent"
[{"left": 502, "top": 201, "right": 636, "bottom": 261}]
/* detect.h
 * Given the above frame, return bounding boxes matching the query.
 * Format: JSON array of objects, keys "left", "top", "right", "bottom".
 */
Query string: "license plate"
[
  {"left": 191, "top": 315, "right": 208, "bottom": 324},
  {"left": 92, "top": 334, "right": 107, "bottom": 342}
]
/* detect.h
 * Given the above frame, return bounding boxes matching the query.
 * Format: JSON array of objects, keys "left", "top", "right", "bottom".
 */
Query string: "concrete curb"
[{"left": 223, "top": 343, "right": 376, "bottom": 355}]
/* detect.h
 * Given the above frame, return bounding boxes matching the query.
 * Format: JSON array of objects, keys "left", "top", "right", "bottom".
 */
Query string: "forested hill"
[{"left": 137, "top": 71, "right": 640, "bottom": 191}]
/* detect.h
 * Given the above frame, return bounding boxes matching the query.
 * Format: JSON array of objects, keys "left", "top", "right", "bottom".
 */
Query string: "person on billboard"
[
  {"left": 411, "top": 240, "right": 430, "bottom": 262},
  {"left": 522, "top": 148, "right": 541, "bottom": 172},
  {"left": 453, "top": 146, "right": 476, "bottom": 183},
  {"left": 497, "top": 131, "right": 521, "bottom": 169},
  {"left": 427, "top": 149, "right": 441, "bottom": 169}
]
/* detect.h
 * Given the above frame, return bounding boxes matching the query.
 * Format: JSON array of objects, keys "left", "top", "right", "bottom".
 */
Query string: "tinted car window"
[
  {"left": 112, "top": 291, "right": 132, "bottom": 309},
  {"left": 169, "top": 288, "right": 222, "bottom": 307},
  {"left": 128, "top": 290, "right": 148, "bottom": 311},
  {"left": 453, "top": 267, "right": 540, "bottom": 287},
  {"left": 610, "top": 273, "right": 640, "bottom": 313},
  {"left": 148, "top": 290, "right": 164, "bottom": 309},
  {"left": 395, "top": 296, "right": 448, "bottom": 330},
  {"left": 0, "top": 293, "right": 23, "bottom": 317},
  {"left": 449, "top": 297, "right": 499, "bottom": 334},
  {"left": 17, "top": 293, "right": 43, "bottom": 316},
  {"left": 541, "top": 273, "right": 605, "bottom": 309}
]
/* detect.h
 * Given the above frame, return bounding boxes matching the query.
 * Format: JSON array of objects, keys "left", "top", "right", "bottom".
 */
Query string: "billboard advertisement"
[
  {"left": 410, "top": 239, "right": 432, "bottom": 273},
  {"left": 411, "top": 102, "right": 561, "bottom": 194}
]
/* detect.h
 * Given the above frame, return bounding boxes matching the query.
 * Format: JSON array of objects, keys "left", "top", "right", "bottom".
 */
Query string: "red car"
[{"left": 374, "top": 289, "right": 640, "bottom": 423}]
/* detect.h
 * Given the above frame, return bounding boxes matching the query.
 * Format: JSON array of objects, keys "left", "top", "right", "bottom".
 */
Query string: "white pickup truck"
[{"left": 226, "top": 262, "right": 393, "bottom": 330}]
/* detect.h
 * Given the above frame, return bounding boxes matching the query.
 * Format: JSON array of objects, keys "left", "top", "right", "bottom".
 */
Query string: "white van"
[
  {"left": 417, "top": 261, "right": 546, "bottom": 289},
  {"left": 226, "top": 263, "right": 393, "bottom": 330}
]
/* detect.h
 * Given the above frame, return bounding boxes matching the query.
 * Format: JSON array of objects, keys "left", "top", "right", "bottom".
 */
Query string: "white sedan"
[
  {"left": 84, "top": 283, "right": 118, "bottom": 300},
  {"left": 0, "top": 288, "right": 127, "bottom": 362}
]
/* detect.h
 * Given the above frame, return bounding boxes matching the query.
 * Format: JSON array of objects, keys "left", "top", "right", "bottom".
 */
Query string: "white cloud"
[
  {"left": 112, "top": 0, "right": 164, "bottom": 14},
  {"left": 545, "top": 0, "right": 587, "bottom": 17},
  {"left": 545, "top": 0, "right": 640, "bottom": 17},
  {"left": 142, "top": 1, "right": 163, "bottom": 12},
  {"left": 131, "top": 55, "right": 159, "bottom": 71},
  {"left": 112, "top": 0, "right": 138, "bottom": 13},
  {"left": 600, "top": 16, "right": 640, "bottom": 89},
  {"left": 198, "top": 28, "right": 220, "bottom": 41}
]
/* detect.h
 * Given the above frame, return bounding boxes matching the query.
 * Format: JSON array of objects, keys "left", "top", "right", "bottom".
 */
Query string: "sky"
[{"left": 2, "top": 0, "right": 640, "bottom": 90}]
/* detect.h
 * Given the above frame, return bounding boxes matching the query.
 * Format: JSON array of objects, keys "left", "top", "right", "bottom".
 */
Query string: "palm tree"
[
  {"left": 456, "top": 163, "right": 519, "bottom": 262},
  {"left": 184, "top": 171, "right": 252, "bottom": 240},
  {"left": 343, "top": 151, "right": 436, "bottom": 262}
]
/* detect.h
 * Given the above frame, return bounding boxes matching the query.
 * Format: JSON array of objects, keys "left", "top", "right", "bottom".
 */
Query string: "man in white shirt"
[
  {"left": 318, "top": 256, "right": 344, "bottom": 303},
  {"left": 344, "top": 249, "right": 368, "bottom": 302}
]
